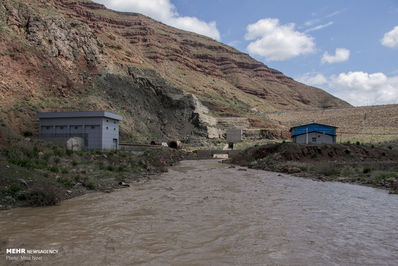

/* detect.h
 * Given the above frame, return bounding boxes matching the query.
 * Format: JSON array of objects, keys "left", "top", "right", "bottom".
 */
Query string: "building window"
[
  {"left": 60, "top": 126, "right": 64, "bottom": 130},
  {"left": 91, "top": 126, "right": 95, "bottom": 129},
  {"left": 106, "top": 126, "right": 108, "bottom": 130},
  {"left": 114, "top": 128, "right": 116, "bottom": 131},
  {"left": 46, "top": 126, "right": 51, "bottom": 130},
  {"left": 106, "top": 120, "right": 108, "bottom": 122},
  {"left": 312, "top": 137, "right": 317, "bottom": 142},
  {"left": 74, "top": 126, "right": 78, "bottom": 129},
  {"left": 114, "top": 121, "right": 116, "bottom": 124}
]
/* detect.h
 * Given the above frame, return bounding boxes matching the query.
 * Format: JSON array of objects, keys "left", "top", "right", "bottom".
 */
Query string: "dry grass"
[{"left": 267, "top": 105, "right": 398, "bottom": 143}]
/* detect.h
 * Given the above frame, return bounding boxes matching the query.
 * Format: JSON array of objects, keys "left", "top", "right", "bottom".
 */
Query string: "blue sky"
[{"left": 94, "top": 0, "right": 398, "bottom": 106}]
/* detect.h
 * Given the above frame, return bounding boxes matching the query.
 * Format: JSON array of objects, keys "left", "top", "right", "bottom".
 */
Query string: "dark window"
[
  {"left": 106, "top": 127, "right": 108, "bottom": 130},
  {"left": 114, "top": 128, "right": 116, "bottom": 131},
  {"left": 60, "top": 126, "right": 64, "bottom": 129},
  {"left": 312, "top": 137, "right": 316, "bottom": 142},
  {"left": 46, "top": 126, "right": 51, "bottom": 130},
  {"left": 114, "top": 121, "right": 116, "bottom": 124},
  {"left": 74, "top": 126, "right": 78, "bottom": 129},
  {"left": 91, "top": 126, "right": 95, "bottom": 129},
  {"left": 106, "top": 120, "right": 108, "bottom": 122}
]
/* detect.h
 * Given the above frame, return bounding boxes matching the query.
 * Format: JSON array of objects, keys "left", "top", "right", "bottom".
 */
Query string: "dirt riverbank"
[{"left": 229, "top": 143, "right": 398, "bottom": 193}]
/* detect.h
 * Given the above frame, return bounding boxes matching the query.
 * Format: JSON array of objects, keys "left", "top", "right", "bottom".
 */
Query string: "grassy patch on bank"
[{"left": 0, "top": 138, "right": 186, "bottom": 209}]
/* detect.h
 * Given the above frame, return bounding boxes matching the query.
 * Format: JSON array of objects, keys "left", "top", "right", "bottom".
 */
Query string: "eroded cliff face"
[{"left": 0, "top": 0, "right": 350, "bottom": 142}]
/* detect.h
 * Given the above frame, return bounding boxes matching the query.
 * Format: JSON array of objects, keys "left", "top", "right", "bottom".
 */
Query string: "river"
[{"left": 1, "top": 160, "right": 398, "bottom": 265}]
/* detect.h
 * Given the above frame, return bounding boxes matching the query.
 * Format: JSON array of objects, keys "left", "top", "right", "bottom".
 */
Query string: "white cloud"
[
  {"left": 305, "top": 21, "right": 334, "bottom": 33},
  {"left": 245, "top": 18, "right": 315, "bottom": 61},
  {"left": 297, "top": 71, "right": 398, "bottom": 106},
  {"left": 321, "top": 48, "right": 350, "bottom": 64},
  {"left": 296, "top": 73, "right": 328, "bottom": 86},
  {"left": 92, "top": 0, "right": 220, "bottom": 40},
  {"left": 381, "top": 26, "right": 398, "bottom": 48}
]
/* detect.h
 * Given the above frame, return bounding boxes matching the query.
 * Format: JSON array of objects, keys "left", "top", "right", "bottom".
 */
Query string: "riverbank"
[
  {"left": 0, "top": 138, "right": 187, "bottom": 210},
  {"left": 229, "top": 143, "right": 398, "bottom": 194}
]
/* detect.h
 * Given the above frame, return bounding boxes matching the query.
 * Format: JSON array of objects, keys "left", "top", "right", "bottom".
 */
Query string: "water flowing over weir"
[{"left": 1, "top": 160, "right": 398, "bottom": 265}]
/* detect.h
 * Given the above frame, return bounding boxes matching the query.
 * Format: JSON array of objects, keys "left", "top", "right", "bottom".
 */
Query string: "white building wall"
[
  {"left": 101, "top": 118, "right": 119, "bottom": 150},
  {"left": 294, "top": 132, "right": 335, "bottom": 144}
]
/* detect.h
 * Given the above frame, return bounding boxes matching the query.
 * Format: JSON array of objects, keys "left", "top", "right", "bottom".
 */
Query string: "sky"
[{"left": 93, "top": 0, "right": 398, "bottom": 106}]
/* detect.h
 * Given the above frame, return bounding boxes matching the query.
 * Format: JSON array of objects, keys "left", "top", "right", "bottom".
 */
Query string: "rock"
[
  {"left": 18, "top": 178, "right": 28, "bottom": 187},
  {"left": 228, "top": 165, "right": 236, "bottom": 168},
  {"left": 118, "top": 181, "right": 129, "bottom": 187},
  {"left": 66, "top": 190, "right": 72, "bottom": 194},
  {"left": 238, "top": 168, "right": 247, "bottom": 171}
]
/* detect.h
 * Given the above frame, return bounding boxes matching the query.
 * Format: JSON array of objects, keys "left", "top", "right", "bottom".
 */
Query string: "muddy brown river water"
[{"left": 1, "top": 160, "right": 398, "bottom": 265}]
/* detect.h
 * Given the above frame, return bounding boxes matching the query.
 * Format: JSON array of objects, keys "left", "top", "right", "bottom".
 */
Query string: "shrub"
[
  {"left": 363, "top": 167, "right": 371, "bottom": 174},
  {"left": 9, "top": 183, "right": 21, "bottom": 196},
  {"left": 25, "top": 184, "right": 60, "bottom": 206},
  {"left": 388, "top": 145, "right": 392, "bottom": 150},
  {"left": 85, "top": 182, "right": 95, "bottom": 190},
  {"left": 311, "top": 153, "right": 318, "bottom": 159},
  {"left": 382, "top": 152, "right": 386, "bottom": 156},
  {"left": 65, "top": 149, "right": 73, "bottom": 156},
  {"left": 315, "top": 163, "right": 339, "bottom": 176},
  {"left": 106, "top": 165, "right": 114, "bottom": 171},
  {"left": 56, "top": 177, "right": 73, "bottom": 189},
  {"left": 356, "top": 141, "right": 360, "bottom": 145},
  {"left": 117, "top": 166, "right": 124, "bottom": 172},
  {"left": 54, "top": 157, "right": 60, "bottom": 164},
  {"left": 48, "top": 166, "right": 59, "bottom": 173},
  {"left": 98, "top": 162, "right": 104, "bottom": 169},
  {"left": 61, "top": 168, "right": 68, "bottom": 174},
  {"left": 53, "top": 147, "right": 63, "bottom": 157},
  {"left": 340, "top": 166, "right": 356, "bottom": 176},
  {"left": 23, "top": 131, "right": 33, "bottom": 137},
  {"left": 72, "top": 160, "right": 78, "bottom": 166}
]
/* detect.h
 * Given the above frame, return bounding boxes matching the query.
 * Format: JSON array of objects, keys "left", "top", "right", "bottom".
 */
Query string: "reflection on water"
[{"left": 1, "top": 160, "right": 398, "bottom": 265}]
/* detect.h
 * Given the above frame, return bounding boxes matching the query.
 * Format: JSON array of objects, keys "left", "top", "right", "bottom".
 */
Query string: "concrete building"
[
  {"left": 37, "top": 111, "right": 122, "bottom": 150},
  {"left": 289, "top": 123, "right": 337, "bottom": 144}
]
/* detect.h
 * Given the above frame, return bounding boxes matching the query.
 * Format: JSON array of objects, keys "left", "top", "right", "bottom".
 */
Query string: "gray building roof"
[{"left": 37, "top": 111, "right": 123, "bottom": 121}]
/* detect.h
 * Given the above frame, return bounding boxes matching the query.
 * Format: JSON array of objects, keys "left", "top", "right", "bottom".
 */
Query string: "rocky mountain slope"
[{"left": 0, "top": 0, "right": 350, "bottom": 143}]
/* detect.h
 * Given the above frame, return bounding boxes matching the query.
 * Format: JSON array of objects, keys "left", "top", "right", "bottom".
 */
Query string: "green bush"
[
  {"left": 106, "top": 165, "right": 114, "bottom": 171},
  {"left": 48, "top": 166, "right": 59, "bottom": 173},
  {"left": 311, "top": 153, "right": 318, "bottom": 159},
  {"left": 85, "top": 182, "right": 95, "bottom": 190},
  {"left": 9, "top": 183, "right": 21, "bottom": 196},
  {"left": 61, "top": 168, "right": 68, "bottom": 174},
  {"left": 56, "top": 177, "right": 73, "bottom": 189},
  {"left": 65, "top": 149, "right": 73, "bottom": 156},
  {"left": 363, "top": 167, "right": 371, "bottom": 174},
  {"left": 72, "top": 160, "right": 78, "bottom": 166},
  {"left": 356, "top": 141, "right": 361, "bottom": 145}
]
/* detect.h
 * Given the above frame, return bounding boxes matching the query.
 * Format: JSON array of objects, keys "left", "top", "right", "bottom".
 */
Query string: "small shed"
[
  {"left": 37, "top": 111, "right": 123, "bottom": 150},
  {"left": 289, "top": 123, "right": 337, "bottom": 144}
]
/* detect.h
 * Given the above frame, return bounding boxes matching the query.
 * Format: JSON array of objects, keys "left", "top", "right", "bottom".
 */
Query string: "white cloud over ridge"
[
  {"left": 92, "top": 0, "right": 220, "bottom": 40},
  {"left": 245, "top": 18, "right": 315, "bottom": 61},
  {"left": 381, "top": 26, "right": 398, "bottom": 48},
  {"left": 321, "top": 48, "right": 350, "bottom": 64},
  {"left": 297, "top": 72, "right": 398, "bottom": 106}
]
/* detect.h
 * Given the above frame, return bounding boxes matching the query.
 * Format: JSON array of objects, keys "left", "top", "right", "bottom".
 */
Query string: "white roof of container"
[{"left": 36, "top": 111, "right": 122, "bottom": 121}]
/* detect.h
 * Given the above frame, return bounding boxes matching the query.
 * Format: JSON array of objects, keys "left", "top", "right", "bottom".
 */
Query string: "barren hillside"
[{"left": 0, "top": 0, "right": 350, "bottom": 142}]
